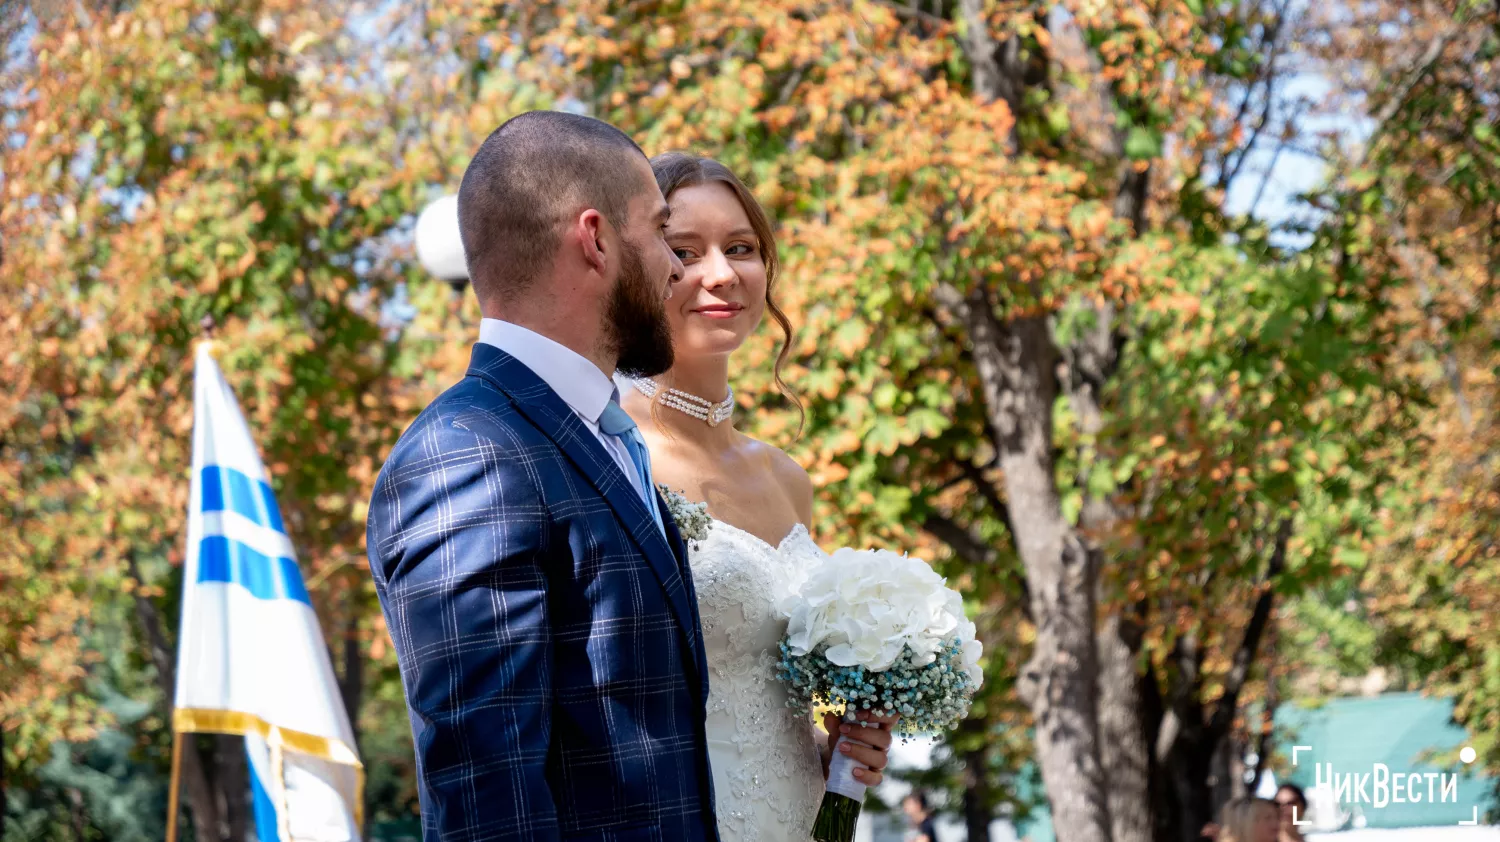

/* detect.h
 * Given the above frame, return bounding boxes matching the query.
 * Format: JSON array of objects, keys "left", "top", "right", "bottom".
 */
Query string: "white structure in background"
[
  {"left": 414, "top": 195, "right": 468, "bottom": 282},
  {"left": 1307, "top": 776, "right": 1356, "bottom": 832}
]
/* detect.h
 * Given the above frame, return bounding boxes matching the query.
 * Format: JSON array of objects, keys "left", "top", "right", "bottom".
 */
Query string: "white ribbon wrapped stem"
[{"left": 825, "top": 711, "right": 875, "bottom": 801}]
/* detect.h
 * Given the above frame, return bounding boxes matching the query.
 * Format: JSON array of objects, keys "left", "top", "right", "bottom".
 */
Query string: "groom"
[{"left": 366, "top": 111, "right": 717, "bottom": 841}]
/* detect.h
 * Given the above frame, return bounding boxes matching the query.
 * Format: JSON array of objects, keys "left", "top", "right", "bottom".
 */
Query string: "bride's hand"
[{"left": 821, "top": 709, "right": 897, "bottom": 787}]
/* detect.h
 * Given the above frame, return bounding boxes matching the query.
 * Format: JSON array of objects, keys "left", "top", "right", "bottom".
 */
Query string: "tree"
[
  {"left": 1331, "top": 0, "right": 1500, "bottom": 794},
  {"left": 1, "top": 0, "right": 455, "bottom": 834}
]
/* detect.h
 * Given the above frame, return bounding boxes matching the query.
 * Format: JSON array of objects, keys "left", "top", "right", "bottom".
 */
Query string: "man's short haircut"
[{"left": 457, "top": 111, "right": 646, "bottom": 303}]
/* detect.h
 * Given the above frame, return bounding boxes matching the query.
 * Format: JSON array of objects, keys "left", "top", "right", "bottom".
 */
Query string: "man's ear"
[{"left": 576, "top": 208, "right": 609, "bottom": 276}]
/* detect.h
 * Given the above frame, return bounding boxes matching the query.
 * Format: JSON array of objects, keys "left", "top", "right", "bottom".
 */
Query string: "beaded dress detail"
[{"left": 691, "top": 519, "right": 827, "bottom": 842}]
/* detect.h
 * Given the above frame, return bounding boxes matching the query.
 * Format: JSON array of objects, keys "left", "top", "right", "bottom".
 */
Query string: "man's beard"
[{"left": 606, "top": 238, "right": 675, "bottom": 379}]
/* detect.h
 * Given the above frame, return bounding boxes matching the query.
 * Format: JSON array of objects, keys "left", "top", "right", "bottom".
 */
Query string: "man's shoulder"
[
  {"left": 381, "top": 375, "right": 552, "bottom": 471},
  {"left": 367, "top": 376, "right": 557, "bottom": 552}
]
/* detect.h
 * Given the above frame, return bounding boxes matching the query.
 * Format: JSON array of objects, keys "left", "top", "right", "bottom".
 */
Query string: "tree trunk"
[
  {"left": 340, "top": 574, "right": 365, "bottom": 755},
  {"left": 69, "top": 786, "right": 88, "bottom": 839},
  {"left": 340, "top": 576, "right": 367, "bottom": 835},
  {"left": 1158, "top": 633, "right": 1211, "bottom": 842},
  {"left": 942, "top": 296, "right": 1113, "bottom": 842},
  {"left": 127, "top": 552, "right": 222, "bottom": 841},
  {"left": 949, "top": 4, "right": 1116, "bottom": 841},
  {"left": 1159, "top": 524, "right": 1291, "bottom": 841},
  {"left": 1071, "top": 291, "right": 1149, "bottom": 842},
  {"left": 963, "top": 743, "right": 993, "bottom": 842},
  {"left": 1249, "top": 621, "right": 1279, "bottom": 797},
  {"left": 1217, "top": 734, "right": 1241, "bottom": 804},
  {"left": 1140, "top": 669, "right": 1181, "bottom": 842},
  {"left": 1065, "top": 17, "right": 1157, "bottom": 838},
  {"left": 215, "top": 735, "right": 250, "bottom": 842},
  {"left": 1171, "top": 739, "right": 1215, "bottom": 842},
  {"left": 180, "top": 737, "right": 223, "bottom": 841},
  {"left": 1098, "top": 615, "right": 1154, "bottom": 842}
]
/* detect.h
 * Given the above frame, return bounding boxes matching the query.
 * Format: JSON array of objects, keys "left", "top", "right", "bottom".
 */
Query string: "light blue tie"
[{"left": 598, "top": 400, "right": 666, "bottom": 535}]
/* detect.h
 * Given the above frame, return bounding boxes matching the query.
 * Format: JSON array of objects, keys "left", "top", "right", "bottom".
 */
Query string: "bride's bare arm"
[{"left": 768, "top": 447, "right": 815, "bottom": 528}]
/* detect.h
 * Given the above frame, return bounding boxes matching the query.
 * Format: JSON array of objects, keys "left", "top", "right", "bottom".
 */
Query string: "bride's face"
[{"left": 662, "top": 181, "right": 768, "bottom": 360}]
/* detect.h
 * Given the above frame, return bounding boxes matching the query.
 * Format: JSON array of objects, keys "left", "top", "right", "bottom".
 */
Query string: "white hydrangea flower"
[{"left": 781, "top": 547, "right": 978, "bottom": 678}]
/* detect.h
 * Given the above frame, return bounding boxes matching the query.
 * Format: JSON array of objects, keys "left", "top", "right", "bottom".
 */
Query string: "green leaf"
[
  {"left": 1061, "top": 488, "right": 1083, "bottom": 525},
  {"left": 1124, "top": 126, "right": 1163, "bottom": 160},
  {"left": 1046, "top": 102, "right": 1071, "bottom": 137}
]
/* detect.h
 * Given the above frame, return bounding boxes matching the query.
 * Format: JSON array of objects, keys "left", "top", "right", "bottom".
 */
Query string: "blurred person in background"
[
  {"left": 1211, "top": 797, "right": 1248, "bottom": 842},
  {"left": 901, "top": 790, "right": 939, "bottom": 842},
  {"left": 1221, "top": 797, "right": 1280, "bottom": 842},
  {"left": 1274, "top": 783, "right": 1308, "bottom": 842}
]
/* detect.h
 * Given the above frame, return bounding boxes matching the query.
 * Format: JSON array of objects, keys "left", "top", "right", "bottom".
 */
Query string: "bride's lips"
[{"left": 693, "top": 303, "right": 744, "bottom": 320}]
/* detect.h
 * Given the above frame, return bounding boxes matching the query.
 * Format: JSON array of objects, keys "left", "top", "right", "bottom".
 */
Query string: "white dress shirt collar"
[{"left": 478, "top": 318, "right": 616, "bottom": 424}]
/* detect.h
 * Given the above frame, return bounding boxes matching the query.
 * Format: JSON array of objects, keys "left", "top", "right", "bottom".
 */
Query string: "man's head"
[{"left": 457, "top": 111, "right": 682, "bottom": 376}]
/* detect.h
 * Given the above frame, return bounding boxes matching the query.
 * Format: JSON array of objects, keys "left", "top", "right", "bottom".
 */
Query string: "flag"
[{"left": 175, "top": 343, "right": 362, "bottom": 841}]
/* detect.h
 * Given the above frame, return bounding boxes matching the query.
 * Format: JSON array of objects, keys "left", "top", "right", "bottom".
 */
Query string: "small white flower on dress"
[{"left": 658, "top": 485, "right": 712, "bottom": 547}]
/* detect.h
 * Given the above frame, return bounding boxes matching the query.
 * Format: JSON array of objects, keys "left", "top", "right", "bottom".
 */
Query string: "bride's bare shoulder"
[{"left": 737, "top": 433, "right": 814, "bottom": 523}]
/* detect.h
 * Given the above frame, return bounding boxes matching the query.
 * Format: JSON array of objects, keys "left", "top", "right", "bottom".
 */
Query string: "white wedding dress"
[{"left": 691, "top": 519, "right": 828, "bottom": 841}]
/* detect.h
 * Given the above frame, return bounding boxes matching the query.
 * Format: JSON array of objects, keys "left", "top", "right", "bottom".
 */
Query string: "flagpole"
[
  {"left": 167, "top": 315, "right": 211, "bottom": 842},
  {"left": 165, "top": 731, "right": 183, "bottom": 842}
]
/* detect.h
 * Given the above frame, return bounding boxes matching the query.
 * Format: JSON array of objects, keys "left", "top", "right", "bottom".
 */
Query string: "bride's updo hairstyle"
[{"left": 649, "top": 152, "right": 804, "bottom": 434}]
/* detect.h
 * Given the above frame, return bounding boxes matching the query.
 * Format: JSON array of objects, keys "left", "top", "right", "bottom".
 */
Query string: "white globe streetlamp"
[{"left": 414, "top": 195, "right": 468, "bottom": 287}]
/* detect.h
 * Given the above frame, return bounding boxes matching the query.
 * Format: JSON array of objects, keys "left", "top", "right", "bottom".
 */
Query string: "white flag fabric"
[{"left": 175, "top": 343, "right": 362, "bottom": 841}]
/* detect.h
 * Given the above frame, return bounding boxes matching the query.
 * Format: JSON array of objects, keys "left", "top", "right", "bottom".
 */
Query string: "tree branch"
[
  {"left": 959, "top": 458, "right": 1015, "bottom": 534},
  {"left": 1344, "top": 19, "right": 1462, "bottom": 179},
  {"left": 1248, "top": 620, "right": 1279, "bottom": 795},
  {"left": 924, "top": 511, "right": 999, "bottom": 566},
  {"left": 1155, "top": 631, "right": 1204, "bottom": 762},
  {"left": 874, "top": 0, "right": 948, "bottom": 26},
  {"left": 922, "top": 512, "right": 1034, "bottom": 623},
  {"left": 126, "top": 551, "right": 221, "bottom": 842},
  {"left": 1217, "top": 0, "right": 1291, "bottom": 190},
  {"left": 126, "top": 551, "right": 177, "bottom": 714},
  {"left": 1206, "top": 519, "right": 1292, "bottom": 743},
  {"left": 956, "top": 0, "right": 1004, "bottom": 105},
  {"left": 1246, "top": 130, "right": 1292, "bottom": 219}
]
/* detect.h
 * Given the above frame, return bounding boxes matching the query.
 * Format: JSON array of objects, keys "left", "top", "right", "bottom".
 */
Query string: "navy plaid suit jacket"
[{"left": 367, "top": 343, "right": 719, "bottom": 842}]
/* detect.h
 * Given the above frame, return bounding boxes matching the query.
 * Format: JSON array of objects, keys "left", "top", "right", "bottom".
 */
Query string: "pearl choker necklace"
[{"left": 632, "top": 378, "right": 735, "bottom": 427}]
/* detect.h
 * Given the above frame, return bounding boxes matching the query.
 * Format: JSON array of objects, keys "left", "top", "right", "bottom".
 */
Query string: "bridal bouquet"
[{"left": 776, "top": 548, "right": 983, "bottom": 842}]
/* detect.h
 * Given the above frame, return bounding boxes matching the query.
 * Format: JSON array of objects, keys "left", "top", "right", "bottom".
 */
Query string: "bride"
[{"left": 620, "top": 153, "right": 895, "bottom": 842}]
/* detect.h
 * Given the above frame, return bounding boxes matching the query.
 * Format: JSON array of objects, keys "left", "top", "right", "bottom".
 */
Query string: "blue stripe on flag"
[
  {"left": 248, "top": 743, "right": 282, "bottom": 842},
  {"left": 200, "top": 465, "right": 286, "bottom": 534},
  {"left": 197, "top": 535, "right": 311, "bottom": 605}
]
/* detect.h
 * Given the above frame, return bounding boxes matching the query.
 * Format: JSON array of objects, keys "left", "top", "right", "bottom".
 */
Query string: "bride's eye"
[
  {"left": 726, "top": 243, "right": 756, "bottom": 257},
  {"left": 673, "top": 248, "right": 697, "bottom": 261}
]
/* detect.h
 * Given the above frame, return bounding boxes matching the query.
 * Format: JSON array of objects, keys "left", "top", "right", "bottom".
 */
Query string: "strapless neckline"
[{"left": 703, "top": 519, "right": 809, "bottom": 555}]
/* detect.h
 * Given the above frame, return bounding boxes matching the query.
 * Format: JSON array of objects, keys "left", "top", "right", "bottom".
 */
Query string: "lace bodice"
[{"left": 691, "top": 519, "right": 827, "bottom": 842}]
